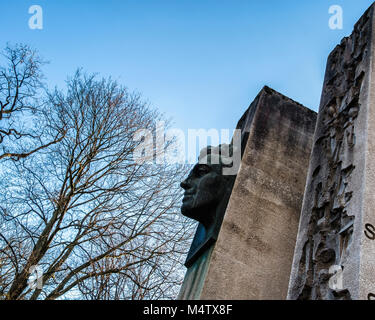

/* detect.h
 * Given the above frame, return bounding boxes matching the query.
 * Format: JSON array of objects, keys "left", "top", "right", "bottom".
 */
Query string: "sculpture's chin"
[
  {"left": 181, "top": 205, "right": 199, "bottom": 221},
  {"left": 181, "top": 205, "right": 192, "bottom": 218}
]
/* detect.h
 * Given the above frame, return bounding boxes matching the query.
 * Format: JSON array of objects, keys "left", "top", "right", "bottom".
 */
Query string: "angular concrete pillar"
[
  {"left": 179, "top": 86, "right": 317, "bottom": 300},
  {"left": 288, "top": 3, "right": 375, "bottom": 300}
]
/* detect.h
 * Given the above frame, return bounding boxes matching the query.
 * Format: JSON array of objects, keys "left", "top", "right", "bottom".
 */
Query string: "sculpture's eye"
[{"left": 196, "top": 165, "right": 210, "bottom": 177}]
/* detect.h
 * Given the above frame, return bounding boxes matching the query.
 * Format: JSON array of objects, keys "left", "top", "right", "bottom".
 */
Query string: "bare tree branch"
[
  {"left": 0, "top": 69, "right": 195, "bottom": 300},
  {"left": 0, "top": 44, "right": 66, "bottom": 161}
]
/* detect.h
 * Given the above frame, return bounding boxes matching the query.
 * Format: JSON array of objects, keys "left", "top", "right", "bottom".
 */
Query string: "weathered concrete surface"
[
  {"left": 178, "top": 90, "right": 262, "bottom": 300},
  {"left": 287, "top": 3, "right": 375, "bottom": 300},
  {"left": 193, "top": 86, "right": 317, "bottom": 300}
]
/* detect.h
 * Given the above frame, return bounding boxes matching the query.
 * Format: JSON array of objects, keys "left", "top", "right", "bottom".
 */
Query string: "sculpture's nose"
[{"left": 180, "top": 179, "right": 189, "bottom": 190}]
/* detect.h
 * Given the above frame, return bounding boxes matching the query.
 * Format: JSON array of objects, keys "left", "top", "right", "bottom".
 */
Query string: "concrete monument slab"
[
  {"left": 287, "top": 3, "right": 375, "bottom": 300},
  {"left": 179, "top": 86, "right": 317, "bottom": 300}
]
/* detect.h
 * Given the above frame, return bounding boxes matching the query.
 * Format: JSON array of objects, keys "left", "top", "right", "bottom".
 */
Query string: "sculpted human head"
[{"left": 180, "top": 144, "right": 233, "bottom": 229}]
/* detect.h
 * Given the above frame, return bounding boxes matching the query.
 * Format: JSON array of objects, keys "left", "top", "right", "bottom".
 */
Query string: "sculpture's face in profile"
[{"left": 180, "top": 160, "right": 226, "bottom": 228}]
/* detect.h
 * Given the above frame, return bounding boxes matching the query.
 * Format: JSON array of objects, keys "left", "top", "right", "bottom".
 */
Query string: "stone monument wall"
[
  {"left": 179, "top": 86, "right": 317, "bottom": 300},
  {"left": 287, "top": 3, "right": 375, "bottom": 300}
]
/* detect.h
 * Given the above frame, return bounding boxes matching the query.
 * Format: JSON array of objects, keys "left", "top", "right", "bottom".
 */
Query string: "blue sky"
[{"left": 2, "top": 0, "right": 375, "bottom": 134}]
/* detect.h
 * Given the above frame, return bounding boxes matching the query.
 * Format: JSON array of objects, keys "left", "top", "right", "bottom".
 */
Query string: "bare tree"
[
  {"left": 0, "top": 70, "right": 194, "bottom": 300},
  {"left": 0, "top": 44, "right": 65, "bottom": 161}
]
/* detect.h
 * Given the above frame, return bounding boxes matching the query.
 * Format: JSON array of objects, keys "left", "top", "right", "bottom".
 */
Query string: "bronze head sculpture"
[{"left": 181, "top": 144, "right": 237, "bottom": 267}]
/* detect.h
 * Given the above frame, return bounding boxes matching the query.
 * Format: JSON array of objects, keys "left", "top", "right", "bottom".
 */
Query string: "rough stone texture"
[
  {"left": 287, "top": 3, "right": 375, "bottom": 300},
  {"left": 182, "top": 86, "right": 317, "bottom": 300}
]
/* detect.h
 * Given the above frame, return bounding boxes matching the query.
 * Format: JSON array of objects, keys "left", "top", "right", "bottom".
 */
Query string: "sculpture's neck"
[{"left": 199, "top": 208, "right": 216, "bottom": 232}]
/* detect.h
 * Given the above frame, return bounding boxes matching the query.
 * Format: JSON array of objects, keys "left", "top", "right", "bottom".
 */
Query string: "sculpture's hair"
[{"left": 198, "top": 143, "right": 237, "bottom": 167}]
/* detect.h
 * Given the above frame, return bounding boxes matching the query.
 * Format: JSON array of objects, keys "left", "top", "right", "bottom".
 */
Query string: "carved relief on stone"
[{"left": 292, "top": 9, "right": 371, "bottom": 300}]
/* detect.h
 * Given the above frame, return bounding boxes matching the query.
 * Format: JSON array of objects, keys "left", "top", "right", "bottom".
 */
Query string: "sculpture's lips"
[{"left": 182, "top": 192, "right": 194, "bottom": 201}]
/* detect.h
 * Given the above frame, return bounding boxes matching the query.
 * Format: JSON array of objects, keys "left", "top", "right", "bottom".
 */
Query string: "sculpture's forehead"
[
  {"left": 188, "top": 162, "right": 223, "bottom": 178},
  {"left": 198, "top": 154, "right": 222, "bottom": 166}
]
